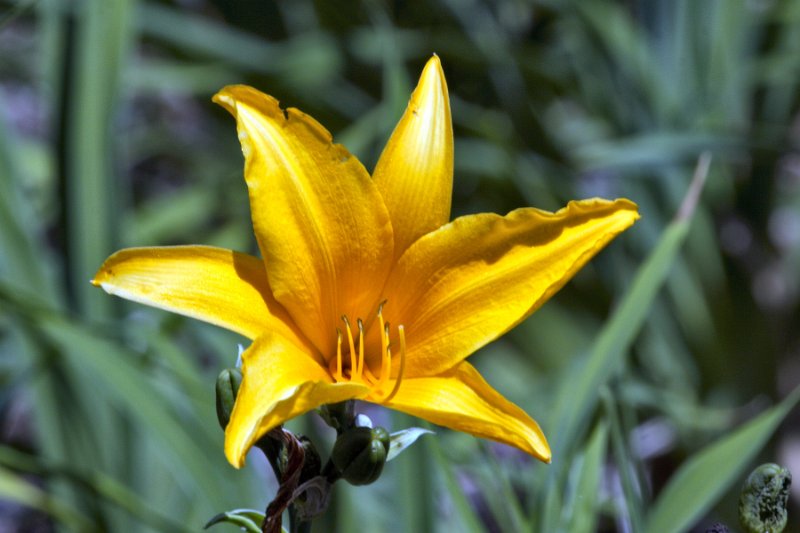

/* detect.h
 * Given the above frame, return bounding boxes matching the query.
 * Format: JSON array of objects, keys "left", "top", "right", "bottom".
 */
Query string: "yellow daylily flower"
[{"left": 93, "top": 56, "right": 639, "bottom": 468}]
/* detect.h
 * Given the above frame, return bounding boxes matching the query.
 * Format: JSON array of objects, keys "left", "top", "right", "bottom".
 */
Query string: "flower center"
[{"left": 328, "top": 302, "right": 406, "bottom": 403}]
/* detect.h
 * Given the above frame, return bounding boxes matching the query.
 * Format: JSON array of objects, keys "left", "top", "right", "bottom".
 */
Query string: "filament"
[
  {"left": 335, "top": 328, "right": 343, "bottom": 380},
  {"left": 379, "top": 302, "right": 389, "bottom": 384},
  {"left": 342, "top": 315, "right": 357, "bottom": 377},
  {"left": 355, "top": 318, "right": 364, "bottom": 379},
  {"left": 383, "top": 325, "right": 406, "bottom": 402}
]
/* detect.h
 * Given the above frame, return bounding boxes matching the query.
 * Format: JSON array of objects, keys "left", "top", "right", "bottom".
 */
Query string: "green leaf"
[
  {"left": 565, "top": 422, "right": 609, "bottom": 533},
  {"left": 550, "top": 155, "right": 710, "bottom": 457},
  {"left": 551, "top": 218, "right": 689, "bottom": 450},
  {"left": 645, "top": 384, "right": 800, "bottom": 533},
  {"left": 0, "top": 465, "right": 93, "bottom": 531},
  {"left": 423, "top": 426, "right": 483, "bottom": 533},
  {"left": 34, "top": 315, "right": 224, "bottom": 504},
  {"left": 204, "top": 508, "right": 267, "bottom": 532},
  {"left": 0, "top": 444, "right": 194, "bottom": 533},
  {"left": 67, "top": 0, "right": 134, "bottom": 319},
  {"left": 0, "top": 114, "right": 52, "bottom": 293},
  {"left": 386, "top": 427, "right": 434, "bottom": 462}
]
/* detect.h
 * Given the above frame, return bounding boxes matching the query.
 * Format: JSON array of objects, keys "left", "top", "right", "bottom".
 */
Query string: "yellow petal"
[
  {"left": 92, "top": 246, "right": 302, "bottom": 342},
  {"left": 373, "top": 55, "right": 453, "bottom": 259},
  {"left": 225, "top": 332, "right": 369, "bottom": 467},
  {"left": 385, "top": 361, "right": 550, "bottom": 461},
  {"left": 384, "top": 199, "right": 639, "bottom": 376},
  {"left": 214, "top": 86, "right": 394, "bottom": 357}
]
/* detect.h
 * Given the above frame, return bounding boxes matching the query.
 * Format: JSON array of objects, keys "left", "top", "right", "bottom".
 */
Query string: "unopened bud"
[
  {"left": 318, "top": 401, "right": 356, "bottom": 433},
  {"left": 215, "top": 368, "right": 242, "bottom": 429},
  {"left": 331, "top": 426, "right": 390, "bottom": 486},
  {"left": 739, "top": 463, "right": 791, "bottom": 533}
]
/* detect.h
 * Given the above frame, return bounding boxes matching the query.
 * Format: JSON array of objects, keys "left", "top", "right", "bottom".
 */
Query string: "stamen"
[
  {"left": 342, "top": 316, "right": 357, "bottom": 376},
  {"left": 335, "top": 328, "right": 343, "bottom": 380},
  {"left": 355, "top": 318, "right": 365, "bottom": 379},
  {"left": 383, "top": 325, "right": 406, "bottom": 402},
  {"left": 378, "top": 303, "right": 389, "bottom": 384},
  {"left": 379, "top": 322, "right": 390, "bottom": 385},
  {"left": 329, "top": 303, "right": 405, "bottom": 402}
]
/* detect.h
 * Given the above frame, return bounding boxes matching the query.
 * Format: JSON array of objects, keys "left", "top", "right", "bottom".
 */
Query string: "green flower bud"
[
  {"left": 215, "top": 368, "right": 242, "bottom": 430},
  {"left": 739, "top": 463, "right": 791, "bottom": 533},
  {"left": 331, "top": 426, "right": 390, "bottom": 486},
  {"left": 318, "top": 401, "right": 356, "bottom": 433}
]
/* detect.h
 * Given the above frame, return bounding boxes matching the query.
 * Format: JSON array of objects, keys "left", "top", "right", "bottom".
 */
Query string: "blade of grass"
[
  {"left": 138, "top": 2, "right": 340, "bottom": 90},
  {"left": 65, "top": 0, "right": 133, "bottom": 318},
  {"left": 0, "top": 465, "right": 94, "bottom": 532},
  {"left": 535, "top": 155, "right": 713, "bottom": 530},
  {"left": 0, "top": 445, "right": 194, "bottom": 533},
  {"left": 0, "top": 109, "right": 52, "bottom": 293},
  {"left": 601, "top": 388, "right": 643, "bottom": 533},
  {"left": 137, "top": 2, "right": 278, "bottom": 74},
  {"left": 36, "top": 317, "right": 224, "bottom": 506},
  {"left": 645, "top": 383, "right": 800, "bottom": 533},
  {"left": 477, "top": 441, "right": 529, "bottom": 532},
  {"left": 426, "top": 430, "right": 484, "bottom": 533},
  {"left": 393, "top": 414, "right": 435, "bottom": 533},
  {"left": 564, "top": 421, "right": 609, "bottom": 533},
  {"left": 549, "top": 153, "right": 711, "bottom": 458},
  {"left": 0, "top": 281, "right": 228, "bottom": 511}
]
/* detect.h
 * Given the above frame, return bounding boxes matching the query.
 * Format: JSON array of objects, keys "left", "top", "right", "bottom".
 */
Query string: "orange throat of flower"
[{"left": 328, "top": 303, "right": 406, "bottom": 404}]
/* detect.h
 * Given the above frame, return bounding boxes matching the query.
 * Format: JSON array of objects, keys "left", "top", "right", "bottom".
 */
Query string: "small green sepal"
[
  {"left": 387, "top": 427, "right": 434, "bottom": 461},
  {"left": 318, "top": 401, "right": 356, "bottom": 433}
]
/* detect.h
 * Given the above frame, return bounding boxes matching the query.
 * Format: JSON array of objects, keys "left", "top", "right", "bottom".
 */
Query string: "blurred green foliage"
[{"left": 1, "top": 0, "right": 800, "bottom": 531}]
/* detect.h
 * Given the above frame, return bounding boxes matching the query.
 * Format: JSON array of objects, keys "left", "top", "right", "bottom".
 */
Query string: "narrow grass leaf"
[
  {"left": 0, "top": 445, "right": 195, "bottom": 533},
  {"left": 0, "top": 115, "right": 51, "bottom": 292},
  {"left": 13, "top": 304, "right": 229, "bottom": 511},
  {"left": 0, "top": 465, "right": 93, "bottom": 532},
  {"left": 393, "top": 414, "right": 436, "bottom": 532},
  {"left": 602, "top": 389, "right": 643, "bottom": 532},
  {"left": 67, "top": 0, "right": 134, "bottom": 319},
  {"left": 565, "top": 422, "right": 609, "bottom": 533},
  {"left": 477, "top": 442, "right": 529, "bottom": 533},
  {"left": 550, "top": 155, "right": 709, "bottom": 457},
  {"left": 425, "top": 433, "right": 483, "bottom": 533}
]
